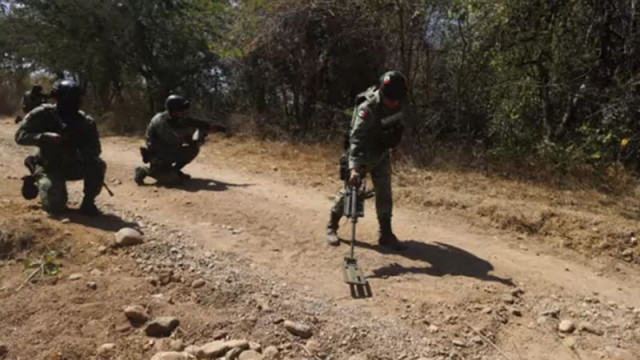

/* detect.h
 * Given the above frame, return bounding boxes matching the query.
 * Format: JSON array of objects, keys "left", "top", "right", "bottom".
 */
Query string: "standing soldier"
[
  {"left": 134, "top": 95, "right": 213, "bottom": 185},
  {"left": 15, "top": 79, "right": 107, "bottom": 216},
  {"left": 325, "top": 71, "right": 411, "bottom": 251},
  {"left": 15, "top": 84, "right": 49, "bottom": 123}
]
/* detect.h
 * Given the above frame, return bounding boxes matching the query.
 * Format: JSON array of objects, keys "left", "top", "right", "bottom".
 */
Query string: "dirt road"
[{"left": 1, "top": 119, "right": 639, "bottom": 360}]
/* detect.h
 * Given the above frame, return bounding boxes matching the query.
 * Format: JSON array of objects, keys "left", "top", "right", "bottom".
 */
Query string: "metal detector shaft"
[{"left": 350, "top": 184, "right": 358, "bottom": 258}]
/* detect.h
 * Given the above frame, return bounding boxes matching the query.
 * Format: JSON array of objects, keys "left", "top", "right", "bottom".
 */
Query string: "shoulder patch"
[{"left": 358, "top": 109, "right": 367, "bottom": 119}]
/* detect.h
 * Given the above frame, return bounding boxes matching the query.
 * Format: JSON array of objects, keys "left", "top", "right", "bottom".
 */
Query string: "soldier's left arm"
[{"left": 80, "top": 116, "right": 102, "bottom": 159}]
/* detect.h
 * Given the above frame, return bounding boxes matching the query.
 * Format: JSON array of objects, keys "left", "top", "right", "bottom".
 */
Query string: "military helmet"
[
  {"left": 165, "top": 94, "right": 190, "bottom": 112},
  {"left": 379, "top": 71, "right": 407, "bottom": 101},
  {"left": 50, "top": 79, "right": 82, "bottom": 101}
]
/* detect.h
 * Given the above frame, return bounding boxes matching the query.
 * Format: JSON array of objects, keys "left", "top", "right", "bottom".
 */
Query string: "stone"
[
  {"left": 262, "top": 346, "right": 279, "bottom": 360},
  {"left": 578, "top": 322, "right": 603, "bottom": 336},
  {"left": 192, "top": 279, "right": 206, "bottom": 289},
  {"left": 114, "top": 228, "right": 144, "bottom": 247},
  {"left": 225, "top": 340, "right": 249, "bottom": 350},
  {"left": 86, "top": 281, "right": 98, "bottom": 290},
  {"left": 248, "top": 342, "right": 261, "bottom": 352},
  {"left": 305, "top": 339, "right": 321, "bottom": 354},
  {"left": 150, "top": 352, "right": 196, "bottom": 360},
  {"left": 69, "top": 273, "right": 83, "bottom": 281},
  {"left": 428, "top": 325, "right": 439, "bottom": 333},
  {"left": 170, "top": 340, "right": 185, "bottom": 352},
  {"left": 145, "top": 317, "right": 180, "bottom": 337},
  {"left": 558, "top": 320, "right": 576, "bottom": 333},
  {"left": 197, "top": 341, "right": 229, "bottom": 359},
  {"left": 511, "top": 288, "right": 525, "bottom": 297},
  {"left": 97, "top": 343, "right": 116, "bottom": 356},
  {"left": 98, "top": 245, "right": 108, "bottom": 254},
  {"left": 184, "top": 346, "right": 199, "bottom": 356},
  {"left": 238, "top": 350, "right": 263, "bottom": 360},
  {"left": 124, "top": 305, "right": 149, "bottom": 324},
  {"left": 452, "top": 339, "right": 467, "bottom": 347},
  {"left": 226, "top": 348, "right": 243, "bottom": 360},
  {"left": 0, "top": 343, "right": 7, "bottom": 357},
  {"left": 284, "top": 320, "right": 312, "bottom": 338}
]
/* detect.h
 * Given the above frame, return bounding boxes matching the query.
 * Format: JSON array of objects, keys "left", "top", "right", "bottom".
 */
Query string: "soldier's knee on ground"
[{"left": 38, "top": 177, "right": 67, "bottom": 214}]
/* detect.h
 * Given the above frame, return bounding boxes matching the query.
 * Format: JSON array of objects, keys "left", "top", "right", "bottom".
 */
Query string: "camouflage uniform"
[
  {"left": 137, "top": 111, "right": 207, "bottom": 183},
  {"left": 15, "top": 104, "right": 106, "bottom": 214},
  {"left": 326, "top": 71, "right": 411, "bottom": 249},
  {"left": 330, "top": 87, "right": 411, "bottom": 220}
]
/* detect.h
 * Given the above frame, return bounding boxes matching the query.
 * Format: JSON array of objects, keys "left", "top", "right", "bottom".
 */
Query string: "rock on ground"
[
  {"left": 145, "top": 317, "right": 180, "bottom": 337},
  {"left": 0, "top": 344, "right": 7, "bottom": 358},
  {"left": 238, "top": 350, "right": 263, "bottom": 360},
  {"left": 191, "top": 279, "right": 206, "bottom": 288},
  {"left": 225, "top": 347, "right": 243, "bottom": 360},
  {"left": 262, "top": 346, "right": 279, "bottom": 360},
  {"left": 284, "top": 320, "right": 312, "bottom": 338},
  {"left": 124, "top": 305, "right": 150, "bottom": 324},
  {"left": 196, "top": 341, "right": 229, "bottom": 359},
  {"left": 97, "top": 343, "right": 116, "bottom": 355},
  {"left": 68, "top": 273, "right": 83, "bottom": 281},
  {"left": 151, "top": 352, "right": 196, "bottom": 360},
  {"left": 578, "top": 321, "right": 603, "bottom": 335},
  {"left": 114, "top": 227, "right": 144, "bottom": 247},
  {"left": 225, "top": 340, "right": 249, "bottom": 351},
  {"left": 558, "top": 319, "right": 575, "bottom": 333}
]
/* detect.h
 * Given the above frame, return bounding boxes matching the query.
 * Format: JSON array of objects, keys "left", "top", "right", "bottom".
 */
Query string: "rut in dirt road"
[{"left": 2, "top": 120, "right": 640, "bottom": 359}]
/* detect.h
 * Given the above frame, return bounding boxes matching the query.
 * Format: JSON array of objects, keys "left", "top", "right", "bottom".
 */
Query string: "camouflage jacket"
[
  {"left": 21, "top": 91, "right": 47, "bottom": 113},
  {"left": 348, "top": 87, "right": 412, "bottom": 171},
  {"left": 15, "top": 104, "right": 101, "bottom": 167},
  {"left": 145, "top": 111, "right": 210, "bottom": 149}
]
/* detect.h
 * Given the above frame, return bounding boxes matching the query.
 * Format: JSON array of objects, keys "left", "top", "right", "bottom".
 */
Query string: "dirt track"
[{"left": 1, "top": 118, "right": 639, "bottom": 360}]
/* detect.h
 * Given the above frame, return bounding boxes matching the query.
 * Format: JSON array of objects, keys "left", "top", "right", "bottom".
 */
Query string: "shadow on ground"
[
  {"left": 341, "top": 238, "right": 514, "bottom": 286},
  {"left": 65, "top": 209, "right": 139, "bottom": 232},
  {"left": 140, "top": 177, "right": 252, "bottom": 193}
]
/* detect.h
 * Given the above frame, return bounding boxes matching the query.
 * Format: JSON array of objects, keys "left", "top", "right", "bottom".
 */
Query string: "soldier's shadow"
[
  {"left": 342, "top": 238, "right": 515, "bottom": 286},
  {"left": 178, "top": 178, "right": 253, "bottom": 193},
  {"left": 140, "top": 178, "right": 253, "bottom": 192},
  {"left": 64, "top": 209, "right": 139, "bottom": 232}
]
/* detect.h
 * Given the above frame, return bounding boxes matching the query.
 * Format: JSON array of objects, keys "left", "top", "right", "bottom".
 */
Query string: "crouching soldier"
[
  {"left": 16, "top": 80, "right": 106, "bottom": 216},
  {"left": 134, "top": 95, "right": 213, "bottom": 185}
]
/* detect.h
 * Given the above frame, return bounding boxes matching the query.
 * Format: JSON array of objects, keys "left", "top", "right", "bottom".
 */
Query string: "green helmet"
[
  {"left": 379, "top": 71, "right": 407, "bottom": 101},
  {"left": 51, "top": 79, "right": 82, "bottom": 101},
  {"left": 165, "top": 94, "right": 190, "bottom": 112}
]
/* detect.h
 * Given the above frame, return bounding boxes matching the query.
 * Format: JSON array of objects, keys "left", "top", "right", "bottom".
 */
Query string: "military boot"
[
  {"left": 80, "top": 198, "right": 101, "bottom": 217},
  {"left": 134, "top": 166, "right": 148, "bottom": 185},
  {"left": 325, "top": 211, "right": 342, "bottom": 246},
  {"left": 378, "top": 217, "right": 406, "bottom": 251}
]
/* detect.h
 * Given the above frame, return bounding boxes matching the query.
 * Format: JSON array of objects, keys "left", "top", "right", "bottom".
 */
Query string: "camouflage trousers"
[
  {"left": 30, "top": 158, "right": 106, "bottom": 214},
  {"left": 146, "top": 143, "right": 199, "bottom": 180},
  {"left": 330, "top": 153, "right": 393, "bottom": 221}
]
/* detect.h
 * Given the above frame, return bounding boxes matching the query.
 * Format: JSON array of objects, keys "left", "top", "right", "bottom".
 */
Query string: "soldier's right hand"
[
  {"left": 41, "top": 132, "right": 63, "bottom": 144},
  {"left": 349, "top": 169, "right": 361, "bottom": 186}
]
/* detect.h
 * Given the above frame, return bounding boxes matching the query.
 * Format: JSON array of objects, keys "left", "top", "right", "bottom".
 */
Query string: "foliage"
[{"left": 1, "top": 0, "right": 640, "bottom": 181}]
